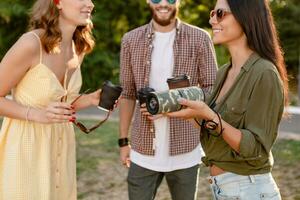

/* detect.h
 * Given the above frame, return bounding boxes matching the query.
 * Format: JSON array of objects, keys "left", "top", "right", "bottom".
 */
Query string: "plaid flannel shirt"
[{"left": 120, "top": 19, "right": 217, "bottom": 156}]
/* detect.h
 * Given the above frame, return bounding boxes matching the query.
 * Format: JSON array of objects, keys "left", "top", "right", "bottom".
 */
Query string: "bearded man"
[{"left": 118, "top": 0, "right": 217, "bottom": 199}]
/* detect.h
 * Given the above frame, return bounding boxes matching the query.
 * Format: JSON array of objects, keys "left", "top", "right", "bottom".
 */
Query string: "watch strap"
[{"left": 118, "top": 137, "right": 129, "bottom": 147}]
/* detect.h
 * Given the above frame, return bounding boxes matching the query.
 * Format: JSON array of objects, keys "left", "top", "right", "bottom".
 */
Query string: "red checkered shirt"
[{"left": 120, "top": 19, "right": 217, "bottom": 156}]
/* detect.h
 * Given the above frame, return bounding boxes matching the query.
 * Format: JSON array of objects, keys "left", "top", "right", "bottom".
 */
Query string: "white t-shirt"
[{"left": 130, "top": 29, "right": 204, "bottom": 172}]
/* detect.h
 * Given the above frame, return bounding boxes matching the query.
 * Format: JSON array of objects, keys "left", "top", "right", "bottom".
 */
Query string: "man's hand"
[
  {"left": 140, "top": 103, "right": 164, "bottom": 121},
  {"left": 120, "top": 145, "right": 131, "bottom": 168}
]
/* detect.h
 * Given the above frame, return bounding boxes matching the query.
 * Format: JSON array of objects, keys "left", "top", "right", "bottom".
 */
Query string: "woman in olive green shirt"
[{"left": 167, "top": 0, "right": 288, "bottom": 199}]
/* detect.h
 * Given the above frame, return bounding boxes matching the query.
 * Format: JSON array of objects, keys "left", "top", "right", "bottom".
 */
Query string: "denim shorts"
[{"left": 208, "top": 172, "right": 281, "bottom": 200}]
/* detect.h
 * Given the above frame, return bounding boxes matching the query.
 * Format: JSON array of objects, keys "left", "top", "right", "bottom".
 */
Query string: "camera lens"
[
  {"left": 149, "top": 98, "right": 158, "bottom": 110},
  {"left": 146, "top": 94, "right": 159, "bottom": 115},
  {"left": 145, "top": 86, "right": 205, "bottom": 115}
]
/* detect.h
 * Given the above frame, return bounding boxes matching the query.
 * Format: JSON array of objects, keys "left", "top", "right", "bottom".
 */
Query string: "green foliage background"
[{"left": 0, "top": 0, "right": 299, "bottom": 91}]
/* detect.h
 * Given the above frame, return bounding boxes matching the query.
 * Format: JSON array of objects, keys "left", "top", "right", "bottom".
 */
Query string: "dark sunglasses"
[
  {"left": 210, "top": 8, "right": 231, "bottom": 22},
  {"left": 71, "top": 89, "right": 111, "bottom": 134},
  {"left": 150, "top": 0, "right": 177, "bottom": 5}
]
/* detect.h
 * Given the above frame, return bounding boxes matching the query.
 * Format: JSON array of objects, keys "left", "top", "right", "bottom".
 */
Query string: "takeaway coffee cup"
[
  {"left": 98, "top": 81, "right": 123, "bottom": 112},
  {"left": 167, "top": 74, "right": 190, "bottom": 89}
]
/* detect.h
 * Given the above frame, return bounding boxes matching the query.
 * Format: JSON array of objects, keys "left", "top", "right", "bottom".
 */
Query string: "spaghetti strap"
[{"left": 30, "top": 32, "right": 42, "bottom": 64}]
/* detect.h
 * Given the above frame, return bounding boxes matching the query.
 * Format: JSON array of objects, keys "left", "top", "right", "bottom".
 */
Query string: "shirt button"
[
  {"left": 208, "top": 178, "right": 213, "bottom": 184},
  {"left": 149, "top": 44, "right": 153, "bottom": 48},
  {"left": 146, "top": 61, "right": 150, "bottom": 65},
  {"left": 150, "top": 128, "right": 154, "bottom": 133},
  {"left": 56, "top": 185, "right": 59, "bottom": 189}
]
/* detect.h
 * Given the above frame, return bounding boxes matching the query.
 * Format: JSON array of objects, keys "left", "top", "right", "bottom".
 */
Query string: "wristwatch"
[{"left": 118, "top": 137, "right": 129, "bottom": 147}]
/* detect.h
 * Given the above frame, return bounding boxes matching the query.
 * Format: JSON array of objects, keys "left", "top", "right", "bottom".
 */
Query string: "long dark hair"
[{"left": 227, "top": 0, "right": 289, "bottom": 106}]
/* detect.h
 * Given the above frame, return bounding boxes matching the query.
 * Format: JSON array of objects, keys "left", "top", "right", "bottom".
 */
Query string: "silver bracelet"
[{"left": 25, "top": 106, "right": 31, "bottom": 122}]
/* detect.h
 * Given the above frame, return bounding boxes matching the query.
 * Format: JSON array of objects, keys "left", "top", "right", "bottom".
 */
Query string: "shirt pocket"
[
  {"left": 222, "top": 101, "right": 247, "bottom": 127},
  {"left": 177, "top": 56, "right": 198, "bottom": 82}
]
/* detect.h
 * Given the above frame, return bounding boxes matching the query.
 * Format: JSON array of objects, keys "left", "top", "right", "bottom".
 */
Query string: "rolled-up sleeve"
[
  {"left": 198, "top": 32, "right": 217, "bottom": 95},
  {"left": 120, "top": 34, "right": 136, "bottom": 100},
  {"left": 238, "top": 69, "right": 284, "bottom": 158}
]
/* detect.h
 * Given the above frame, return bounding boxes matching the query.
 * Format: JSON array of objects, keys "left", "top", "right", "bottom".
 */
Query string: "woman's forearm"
[
  {"left": 72, "top": 94, "right": 96, "bottom": 111},
  {"left": 0, "top": 97, "right": 30, "bottom": 120},
  {"left": 219, "top": 119, "right": 242, "bottom": 153}
]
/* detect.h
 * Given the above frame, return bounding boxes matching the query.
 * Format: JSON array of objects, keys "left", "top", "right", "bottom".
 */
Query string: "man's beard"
[{"left": 150, "top": 5, "right": 178, "bottom": 26}]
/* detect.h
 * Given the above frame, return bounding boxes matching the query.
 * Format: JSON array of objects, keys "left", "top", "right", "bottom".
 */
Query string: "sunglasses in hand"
[{"left": 71, "top": 89, "right": 111, "bottom": 134}]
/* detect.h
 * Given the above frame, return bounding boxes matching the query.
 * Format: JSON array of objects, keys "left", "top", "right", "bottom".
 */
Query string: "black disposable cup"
[
  {"left": 167, "top": 74, "right": 190, "bottom": 89},
  {"left": 98, "top": 81, "right": 123, "bottom": 112}
]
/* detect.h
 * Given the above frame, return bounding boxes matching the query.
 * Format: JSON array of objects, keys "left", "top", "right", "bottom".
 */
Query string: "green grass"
[
  {"left": 273, "top": 139, "right": 300, "bottom": 165},
  {"left": 75, "top": 121, "right": 120, "bottom": 175},
  {"left": 74, "top": 121, "right": 300, "bottom": 199},
  {"left": 1, "top": 119, "right": 299, "bottom": 199},
  {"left": 75, "top": 121, "right": 300, "bottom": 172}
]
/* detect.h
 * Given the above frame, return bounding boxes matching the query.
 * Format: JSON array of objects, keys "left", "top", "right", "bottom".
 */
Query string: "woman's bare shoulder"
[
  {"left": 2, "top": 30, "right": 44, "bottom": 69},
  {"left": 14, "top": 30, "right": 43, "bottom": 54}
]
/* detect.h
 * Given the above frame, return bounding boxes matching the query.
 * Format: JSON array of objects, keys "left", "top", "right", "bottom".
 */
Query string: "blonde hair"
[{"left": 29, "top": 0, "right": 95, "bottom": 54}]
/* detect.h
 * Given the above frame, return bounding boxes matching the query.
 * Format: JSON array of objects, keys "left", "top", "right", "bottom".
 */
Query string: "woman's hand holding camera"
[{"left": 166, "top": 98, "right": 216, "bottom": 121}]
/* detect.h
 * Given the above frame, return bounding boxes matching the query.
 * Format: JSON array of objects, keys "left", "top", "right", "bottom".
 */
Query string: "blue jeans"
[{"left": 208, "top": 172, "right": 281, "bottom": 200}]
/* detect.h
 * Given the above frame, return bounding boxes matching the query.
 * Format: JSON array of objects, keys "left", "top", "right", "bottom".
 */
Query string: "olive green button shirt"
[{"left": 201, "top": 53, "right": 284, "bottom": 175}]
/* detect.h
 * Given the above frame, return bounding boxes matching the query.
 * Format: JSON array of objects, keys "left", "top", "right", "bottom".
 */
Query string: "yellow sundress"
[{"left": 0, "top": 32, "right": 82, "bottom": 200}]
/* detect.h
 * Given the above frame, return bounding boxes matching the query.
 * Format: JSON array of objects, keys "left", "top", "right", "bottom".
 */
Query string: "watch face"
[
  {"left": 118, "top": 138, "right": 129, "bottom": 147},
  {"left": 204, "top": 120, "right": 218, "bottom": 130}
]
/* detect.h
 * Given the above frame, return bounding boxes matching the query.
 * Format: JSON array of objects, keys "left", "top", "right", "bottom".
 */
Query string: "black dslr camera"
[
  {"left": 146, "top": 86, "right": 205, "bottom": 115},
  {"left": 137, "top": 87, "right": 155, "bottom": 106}
]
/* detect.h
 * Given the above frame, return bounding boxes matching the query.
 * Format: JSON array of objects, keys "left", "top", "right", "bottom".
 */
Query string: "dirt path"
[{"left": 77, "top": 155, "right": 300, "bottom": 200}]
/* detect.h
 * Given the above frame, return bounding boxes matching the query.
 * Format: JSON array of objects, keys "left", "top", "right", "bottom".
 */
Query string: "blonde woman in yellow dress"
[{"left": 0, "top": 0, "right": 98, "bottom": 199}]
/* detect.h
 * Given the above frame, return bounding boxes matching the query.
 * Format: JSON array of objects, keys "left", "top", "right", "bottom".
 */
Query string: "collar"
[
  {"left": 225, "top": 52, "right": 260, "bottom": 73},
  {"left": 146, "top": 18, "right": 182, "bottom": 41},
  {"left": 241, "top": 52, "right": 260, "bottom": 72}
]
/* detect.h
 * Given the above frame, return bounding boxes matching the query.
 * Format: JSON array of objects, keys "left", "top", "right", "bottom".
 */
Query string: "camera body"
[
  {"left": 146, "top": 86, "right": 205, "bottom": 115},
  {"left": 137, "top": 87, "right": 155, "bottom": 106}
]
